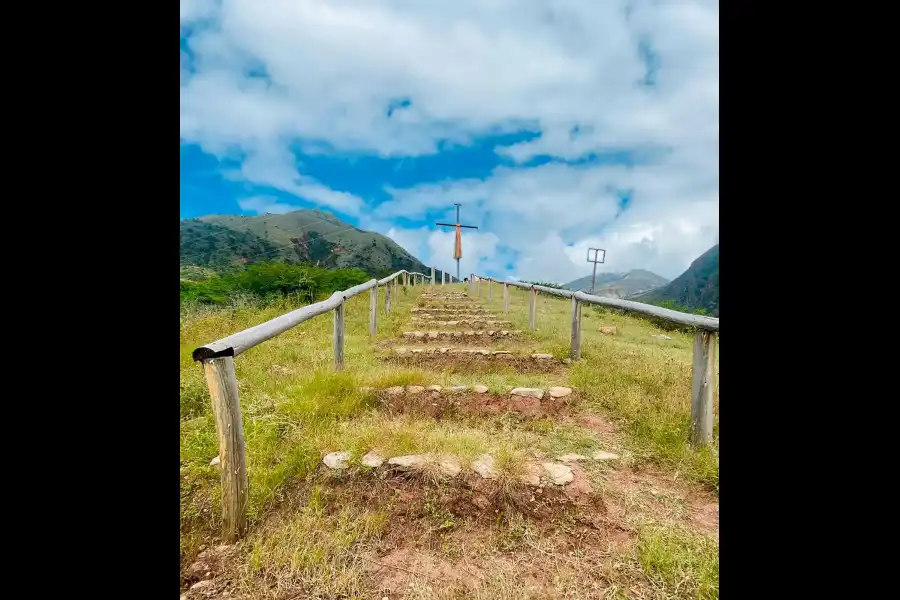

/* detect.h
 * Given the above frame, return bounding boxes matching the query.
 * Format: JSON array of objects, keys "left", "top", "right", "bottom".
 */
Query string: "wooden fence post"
[
  {"left": 529, "top": 288, "right": 537, "bottom": 330},
  {"left": 202, "top": 356, "right": 248, "bottom": 542},
  {"left": 691, "top": 331, "right": 716, "bottom": 446},
  {"left": 333, "top": 299, "right": 345, "bottom": 370},
  {"left": 385, "top": 282, "right": 392, "bottom": 313},
  {"left": 570, "top": 296, "right": 581, "bottom": 359},
  {"left": 431, "top": 267, "right": 435, "bottom": 286},
  {"left": 469, "top": 274, "right": 474, "bottom": 293},
  {"left": 503, "top": 283, "right": 509, "bottom": 313},
  {"left": 369, "top": 285, "right": 378, "bottom": 336},
  {"left": 488, "top": 278, "right": 492, "bottom": 300},
  {"left": 477, "top": 277, "right": 481, "bottom": 296}
]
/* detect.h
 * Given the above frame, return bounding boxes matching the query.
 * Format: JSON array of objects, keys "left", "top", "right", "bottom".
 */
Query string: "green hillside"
[
  {"left": 563, "top": 269, "right": 669, "bottom": 298},
  {"left": 180, "top": 209, "right": 442, "bottom": 280},
  {"left": 636, "top": 245, "right": 719, "bottom": 316}
]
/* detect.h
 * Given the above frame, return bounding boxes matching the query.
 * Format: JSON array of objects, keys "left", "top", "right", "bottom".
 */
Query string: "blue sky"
[{"left": 180, "top": 0, "right": 718, "bottom": 283}]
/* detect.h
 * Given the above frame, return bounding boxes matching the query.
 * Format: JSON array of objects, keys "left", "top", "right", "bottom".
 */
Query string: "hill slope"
[
  {"left": 563, "top": 269, "right": 669, "bottom": 298},
  {"left": 180, "top": 209, "right": 437, "bottom": 279},
  {"left": 636, "top": 245, "right": 719, "bottom": 316}
]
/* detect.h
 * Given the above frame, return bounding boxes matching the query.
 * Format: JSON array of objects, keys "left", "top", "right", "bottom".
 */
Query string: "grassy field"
[{"left": 180, "top": 282, "right": 719, "bottom": 599}]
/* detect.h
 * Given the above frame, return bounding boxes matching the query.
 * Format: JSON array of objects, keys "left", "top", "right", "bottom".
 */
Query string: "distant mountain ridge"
[
  {"left": 180, "top": 209, "right": 440, "bottom": 279},
  {"left": 635, "top": 245, "right": 719, "bottom": 316},
  {"left": 563, "top": 269, "right": 669, "bottom": 299}
]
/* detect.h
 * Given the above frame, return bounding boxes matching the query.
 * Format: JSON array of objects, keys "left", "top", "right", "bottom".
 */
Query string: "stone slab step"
[
  {"left": 401, "top": 330, "right": 521, "bottom": 341},
  {"left": 408, "top": 319, "right": 513, "bottom": 328},
  {"left": 390, "top": 347, "right": 557, "bottom": 360}
]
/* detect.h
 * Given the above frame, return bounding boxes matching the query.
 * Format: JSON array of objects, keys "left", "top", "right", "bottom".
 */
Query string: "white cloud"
[{"left": 181, "top": 0, "right": 718, "bottom": 281}]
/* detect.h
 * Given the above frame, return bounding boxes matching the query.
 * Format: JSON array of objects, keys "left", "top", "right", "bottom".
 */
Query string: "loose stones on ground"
[
  {"left": 599, "top": 326, "right": 617, "bottom": 335},
  {"left": 323, "top": 450, "right": 351, "bottom": 470}
]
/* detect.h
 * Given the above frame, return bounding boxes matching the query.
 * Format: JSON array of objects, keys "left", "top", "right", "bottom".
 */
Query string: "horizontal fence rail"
[
  {"left": 190, "top": 268, "right": 445, "bottom": 541},
  {"left": 472, "top": 274, "right": 719, "bottom": 452}
]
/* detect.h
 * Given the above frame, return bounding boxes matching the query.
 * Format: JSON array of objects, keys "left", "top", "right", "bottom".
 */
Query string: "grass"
[{"left": 180, "top": 282, "right": 719, "bottom": 598}]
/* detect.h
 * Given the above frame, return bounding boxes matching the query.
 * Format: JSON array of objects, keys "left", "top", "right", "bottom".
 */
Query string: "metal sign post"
[{"left": 586, "top": 248, "right": 606, "bottom": 295}]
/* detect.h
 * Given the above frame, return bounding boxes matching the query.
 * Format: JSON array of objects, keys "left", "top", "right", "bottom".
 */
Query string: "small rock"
[
  {"left": 563, "top": 358, "right": 573, "bottom": 364},
  {"left": 599, "top": 326, "right": 617, "bottom": 335},
  {"left": 437, "top": 457, "right": 461, "bottom": 477},
  {"left": 426, "top": 385, "right": 442, "bottom": 392},
  {"left": 542, "top": 462, "right": 574, "bottom": 485},
  {"left": 492, "top": 350, "right": 512, "bottom": 355},
  {"left": 450, "top": 385, "right": 468, "bottom": 392},
  {"left": 384, "top": 386, "right": 404, "bottom": 396},
  {"left": 445, "top": 321, "right": 458, "bottom": 326},
  {"left": 359, "top": 386, "right": 375, "bottom": 393},
  {"left": 557, "top": 454, "right": 588, "bottom": 463},
  {"left": 406, "top": 385, "right": 426, "bottom": 394},
  {"left": 190, "top": 580, "right": 213, "bottom": 591},
  {"left": 651, "top": 334, "right": 673, "bottom": 340},
  {"left": 388, "top": 455, "right": 427, "bottom": 470},
  {"left": 428, "top": 332, "right": 438, "bottom": 339},
  {"left": 411, "top": 348, "right": 424, "bottom": 354},
  {"left": 323, "top": 450, "right": 352, "bottom": 470},
  {"left": 395, "top": 348, "right": 409, "bottom": 355},
  {"left": 510, "top": 387, "right": 544, "bottom": 399},
  {"left": 548, "top": 386, "right": 572, "bottom": 398},
  {"left": 186, "top": 560, "right": 209, "bottom": 577},
  {"left": 413, "top": 332, "right": 425, "bottom": 339},
  {"left": 473, "top": 385, "right": 489, "bottom": 393},
  {"left": 532, "top": 353, "right": 553, "bottom": 360},
  {"left": 472, "top": 454, "right": 499, "bottom": 479},
  {"left": 361, "top": 451, "right": 385, "bottom": 468},
  {"left": 519, "top": 464, "right": 542, "bottom": 486},
  {"left": 209, "top": 456, "right": 220, "bottom": 467},
  {"left": 592, "top": 451, "right": 620, "bottom": 461}
]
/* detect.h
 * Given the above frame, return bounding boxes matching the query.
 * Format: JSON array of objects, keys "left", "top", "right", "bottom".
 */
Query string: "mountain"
[
  {"left": 635, "top": 245, "right": 719, "bottom": 316},
  {"left": 180, "top": 209, "right": 438, "bottom": 279},
  {"left": 563, "top": 269, "right": 669, "bottom": 299}
]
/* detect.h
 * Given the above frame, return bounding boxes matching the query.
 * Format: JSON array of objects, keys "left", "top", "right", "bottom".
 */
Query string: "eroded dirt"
[{"left": 378, "top": 390, "right": 575, "bottom": 420}]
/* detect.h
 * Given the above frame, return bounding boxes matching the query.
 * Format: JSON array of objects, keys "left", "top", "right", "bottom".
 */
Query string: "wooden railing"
[
  {"left": 469, "top": 273, "right": 719, "bottom": 450},
  {"left": 190, "top": 268, "right": 445, "bottom": 540}
]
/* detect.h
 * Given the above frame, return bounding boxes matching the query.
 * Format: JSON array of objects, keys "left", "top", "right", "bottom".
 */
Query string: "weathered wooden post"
[
  {"left": 477, "top": 277, "right": 481, "bottom": 296},
  {"left": 529, "top": 287, "right": 537, "bottom": 330},
  {"left": 503, "top": 283, "right": 509, "bottom": 313},
  {"left": 690, "top": 331, "right": 717, "bottom": 446},
  {"left": 403, "top": 272, "right": 408, "bottom": 286},
  {"left": 488, "top": 278, "right": 492, "bottom": 300},
  {"left": 431, "top": 267, "right": 435, "bottom": 286},
  {"left": 369, "top": 285, "right": 378, "bottom": 336},
  {"left": 469, "top": 273, "right": 474, "bottom": 293},
  {"left": 333, "top": 299, "right": 345, "bottom": 370},
  {"left": 384, "top": 281, "right": 392, "bottom": 313},
  {"left": 570, "top": 295, "right": 581, "bottom": 359},
  {"left": 202, "top": 356, "right": 248, "bottom": 541}
]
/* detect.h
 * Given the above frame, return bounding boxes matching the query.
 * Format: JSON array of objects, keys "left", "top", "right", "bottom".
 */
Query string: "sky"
[{"left": 180, "top": 0, "right": 718, "bottom": 283}]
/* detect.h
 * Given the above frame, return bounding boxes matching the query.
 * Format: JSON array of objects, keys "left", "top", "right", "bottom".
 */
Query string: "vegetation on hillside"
[
  {"left": 179, "top": 262, "right": 371, "bottom": 307},
  {"left": 180, "top": 209, "right": 444, "bottom": 280},
  {"left": 524, "top": 280, "right": 565, "bottom": 289},
  {"left": 637, "top": 245, "right": 719, "bottom": 316},
  {"left": 563, "top": 269, "right": 669, "bottom": 298}
]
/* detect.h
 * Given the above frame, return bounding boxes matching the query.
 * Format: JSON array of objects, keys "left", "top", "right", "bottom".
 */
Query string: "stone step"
[
  {"left": 411, "top": 314, "right": 500, "bottom": 321},
  {"left": 390, "top": 347, "right": 557, "bottom": 360},
  {"left": 408, "top": 320, "right": 513, "bottom": 328},
  {"left": 401, "top": 330, "right": 521, "bottom": 341},
  {"left": 411, "top": 307, "right": 494, "bottom": 314},
  {"left": 362, "top": 383, "right": 573, "bottom": 398}
]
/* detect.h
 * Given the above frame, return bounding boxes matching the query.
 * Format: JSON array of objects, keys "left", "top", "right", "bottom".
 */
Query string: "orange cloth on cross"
[{"left": 453, "top": 224, "right": 462, "bottom": 259}]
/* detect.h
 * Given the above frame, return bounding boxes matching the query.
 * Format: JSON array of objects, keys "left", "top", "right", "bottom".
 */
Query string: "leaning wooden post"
[
  {"left": 690, "top": 330, "right": 717, "bottom": 446},
  {"left": 333, "top": 299, "right": 345, "bottom": 370},
  {"left": 202, "top": 356, "right": 248, "bottom": 542},
  {"left": 529, "top": 287, "right": 537, "bottom": 330},
  {"left": 570, "top": 296, "right": 582, "bottom": 359},
  {"left": 369, "top": 285, "right": 378, "bottom": 336},
  {"left": 488, "top": 278, "right": 493, "bottom": 300},
  {"left": 503, "top": 283, "right": 509, "bottom": 313}
]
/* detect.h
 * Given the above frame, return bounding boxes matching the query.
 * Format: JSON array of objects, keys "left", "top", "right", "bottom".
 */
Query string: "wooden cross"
[{"left": 435, "top": 203, "right": 478, "bottom": 282}]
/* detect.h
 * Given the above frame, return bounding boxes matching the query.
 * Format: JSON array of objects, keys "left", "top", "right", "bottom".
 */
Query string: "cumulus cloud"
[{"left": 181, "top": 0, "right": 718, "bottom": 282}]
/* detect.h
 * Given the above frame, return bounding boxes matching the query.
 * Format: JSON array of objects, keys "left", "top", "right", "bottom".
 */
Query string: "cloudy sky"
[{"left": 180, "top": 0, "right": 718, "bottom": 283}]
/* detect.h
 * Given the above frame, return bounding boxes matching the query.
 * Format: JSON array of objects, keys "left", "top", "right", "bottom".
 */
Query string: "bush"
[{"left": 180, "top": 262, "right": 371, "bottom": 309}]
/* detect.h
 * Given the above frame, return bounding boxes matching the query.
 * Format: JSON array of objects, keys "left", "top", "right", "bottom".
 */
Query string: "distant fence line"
[
  {"left": 191, "top": 267, "right": 450, "bottom": 541},
  {"left": 469, "top": 273, "right": 718, "bottom": 451}
]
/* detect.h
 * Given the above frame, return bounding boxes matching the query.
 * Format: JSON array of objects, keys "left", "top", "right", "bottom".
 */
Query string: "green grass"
[{"left": 180, "top": 282, "right": 719, "bottom": 598}]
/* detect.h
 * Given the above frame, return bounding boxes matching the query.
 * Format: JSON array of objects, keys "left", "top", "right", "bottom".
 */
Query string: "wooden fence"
[
  {"left": 190, "top": 268, "right": 442, "bottom": 541},
  {"left": 469, "top": 273, "right": 719, "bottom": 451}
]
